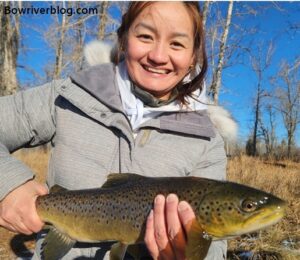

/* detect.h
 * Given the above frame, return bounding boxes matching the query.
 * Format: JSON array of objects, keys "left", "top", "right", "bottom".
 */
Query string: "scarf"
[{"left": 115, "top": 61, "right": 207, "bottom": 130}]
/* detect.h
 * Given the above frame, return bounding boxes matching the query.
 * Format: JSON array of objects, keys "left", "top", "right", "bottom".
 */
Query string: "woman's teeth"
[{"left": 144, "top": 66, "right": 169, "bottom": 74}]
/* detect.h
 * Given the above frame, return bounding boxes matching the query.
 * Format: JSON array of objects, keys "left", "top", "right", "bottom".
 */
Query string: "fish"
[{"left": 36, "top": 173, "right": 286, "bottom": 260}]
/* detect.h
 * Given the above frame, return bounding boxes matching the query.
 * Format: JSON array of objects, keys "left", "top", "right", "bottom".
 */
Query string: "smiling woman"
[
  {"left": 125, "top": 2, "right": 195, "bottom": 99},
  {"left": 0, "top": 2, "right": 229, "bottom": 260},
  {"left": 117, "top": 1, "right": 207, "bottom": 104}
]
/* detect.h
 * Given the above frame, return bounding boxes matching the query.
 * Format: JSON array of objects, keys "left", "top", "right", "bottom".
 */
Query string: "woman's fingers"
[
  {"left": 178, "top": 200, "right": 196, "bottom": 232},
  {"left": 144, "top": 210, "right": 160, "bottom": 259},
  {"left": 145, "top": 195, "right": 176, "bottom": 260},
  {"left": 0, "top": 180, "right": 48, "bottom": 234},
  {"left": 166, "top": 194, "right": 186, "bottom": 259},
  {"left": 0, "top": 218, "right": 17, "bottom": 233},
  {"left": 153, "top": 195, "right": 174, "bottom": 258},
  {"left": 145, "top": 194, "right": 196, "bottom": 260}
]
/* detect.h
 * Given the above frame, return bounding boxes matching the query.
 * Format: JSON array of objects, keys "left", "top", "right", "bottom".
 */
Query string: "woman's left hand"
[{"left": 144, "top": 194, "right": 196, "bottom": 260}]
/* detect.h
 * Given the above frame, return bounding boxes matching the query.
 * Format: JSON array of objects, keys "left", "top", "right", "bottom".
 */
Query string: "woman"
[{"left": 0, "top": 2, "right": 228, "bottom": 259}]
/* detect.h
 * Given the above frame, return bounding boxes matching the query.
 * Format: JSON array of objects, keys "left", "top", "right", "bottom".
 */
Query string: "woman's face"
[{"left": 125, "top": 2, "right": 195, "bottom": 100}]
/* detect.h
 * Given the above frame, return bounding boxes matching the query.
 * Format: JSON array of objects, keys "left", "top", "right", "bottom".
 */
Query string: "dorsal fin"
[
  {"left": 101, "top": 173, "right": 146, "bottom": 188},
  {"left": 50, "top": 185, "right": 68, "bottom": 193}
]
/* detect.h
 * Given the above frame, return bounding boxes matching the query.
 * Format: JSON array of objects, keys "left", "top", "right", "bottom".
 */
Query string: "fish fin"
[
  {"left": 109, "top": 242, "right": 128, "bottom": 260},
  {"left": 102, "top": 173, "right": 145, "bottom": 188},
  {"left": 185, "top": 220, "right": 212, "bottom": 260},
  {"left": 49, "top": 184, "right": 68, "bottom": 193},
  {"left": 41, "top": 226, "right": 76, "bottom": 260},
  {"left": 126, "top": 244, "right": 152, "bottom": 260}
]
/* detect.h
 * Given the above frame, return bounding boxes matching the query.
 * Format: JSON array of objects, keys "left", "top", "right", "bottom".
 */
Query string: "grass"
[{"left": 0, "top": 149, "right": 299, "bottom": 259}]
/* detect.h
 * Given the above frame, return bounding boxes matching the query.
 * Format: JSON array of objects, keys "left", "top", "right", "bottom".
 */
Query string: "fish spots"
[
  {"left": 135, "top": 223, "right": 140, "bottom": 229},
  {"left": 191, "top": 201, "right": 199, "bottom": 208}
]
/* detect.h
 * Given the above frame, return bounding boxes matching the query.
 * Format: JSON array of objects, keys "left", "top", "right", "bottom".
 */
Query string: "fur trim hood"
[{"left": 83, "top": 41, "right": 238, "bottom": 143}]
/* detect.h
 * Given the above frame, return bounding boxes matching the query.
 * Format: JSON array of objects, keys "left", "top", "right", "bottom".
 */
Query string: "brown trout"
[{"left": 36, "top": 173, "right": 286, "bottom": 260}]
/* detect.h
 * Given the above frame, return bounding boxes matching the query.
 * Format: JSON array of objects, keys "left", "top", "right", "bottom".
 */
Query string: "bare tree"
[
  {"left": 0, "top": 1, "right": 21, "bottom": 96},
  {"left": 249, "top": 42, "right": 274, "bottom": 156},
  {"left": 258, "top": 104, "right": 277, "bottom": 155},
  {"left": 272, "top": 60, "right": 300, "bottom": 158}
]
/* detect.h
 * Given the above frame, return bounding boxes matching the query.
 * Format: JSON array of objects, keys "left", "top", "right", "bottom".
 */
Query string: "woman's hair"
[{"left": 116, "top": 1, "right": 208, "bottom": 104}]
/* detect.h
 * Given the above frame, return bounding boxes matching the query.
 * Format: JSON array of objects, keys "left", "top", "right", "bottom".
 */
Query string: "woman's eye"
[
  {"left": 171, "top": 42, "right": 185, "bottom": 49},
  {"left": 138, "top": 34, "right": 152, "bottom": 41}
]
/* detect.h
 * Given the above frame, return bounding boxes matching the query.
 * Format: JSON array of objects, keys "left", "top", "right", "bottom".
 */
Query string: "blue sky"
[
  {"left": 15, "top": 1, "right": 300, "bottom": 146},
  {"left": 211, "top": 1, "right": 300, "bottom": 145}
]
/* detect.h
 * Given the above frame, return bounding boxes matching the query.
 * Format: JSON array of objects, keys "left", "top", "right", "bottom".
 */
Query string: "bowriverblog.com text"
[{"left": 4, "top": 5, "right": 98, "bottom": 16}]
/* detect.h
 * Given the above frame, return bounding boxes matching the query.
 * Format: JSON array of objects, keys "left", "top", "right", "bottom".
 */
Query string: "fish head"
[{"left": 195, "top": 181, "right": 286, "bottom": 240}]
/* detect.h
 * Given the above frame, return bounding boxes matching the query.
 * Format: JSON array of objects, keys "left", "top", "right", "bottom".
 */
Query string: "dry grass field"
[{"left": 0, "top": 149, "right": 299, "bottom": 259}]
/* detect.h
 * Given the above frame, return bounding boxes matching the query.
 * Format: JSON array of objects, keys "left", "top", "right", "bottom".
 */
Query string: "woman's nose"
[{"left": 147, "top": 42, "right": 169, "bottom": 64}]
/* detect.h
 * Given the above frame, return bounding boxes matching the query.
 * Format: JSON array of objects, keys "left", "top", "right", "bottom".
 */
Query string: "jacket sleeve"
[
  {"left": 189, "top": 130, "right": 227, "bottom": 181},
  {"left": 0, "top": 81, "right": 59, "bottom": 200}
]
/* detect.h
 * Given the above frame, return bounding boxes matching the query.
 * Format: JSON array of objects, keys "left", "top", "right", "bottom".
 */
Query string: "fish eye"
[{"left": 241, "top": 199, "right": 257, "bottom": 212}]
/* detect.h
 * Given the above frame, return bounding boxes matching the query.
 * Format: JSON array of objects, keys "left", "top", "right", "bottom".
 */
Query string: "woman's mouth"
[{"left": 142, "top": 65, "right": 171, "bottom": 75}]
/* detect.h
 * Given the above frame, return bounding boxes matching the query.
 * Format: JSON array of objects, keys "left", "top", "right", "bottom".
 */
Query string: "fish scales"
[
  {"left": 37, "top": 176, "right": 210, "bottom": 244},
  {"left": 36, "top": 173, "right": 286, "bottom": 260}
]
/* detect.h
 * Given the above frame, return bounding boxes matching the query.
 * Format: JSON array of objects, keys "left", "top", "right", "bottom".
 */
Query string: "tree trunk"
[
  {"left": 0, "top": 1, "right": 21, "bottom": 96},
  {"left": 210, "top": 0, "right": 234, "bottom": 105},
  {"left": 98, "top": 1, "right": 109, "bottom": 40},
  {"left": 252, "top": 80, "right": 262, "bottom": 156},
  {"left": 53, "top": 2, "right": 68, "bottom": 79},
  {"left": 202, "top": 1, "right": 210, "bottom": 29}
]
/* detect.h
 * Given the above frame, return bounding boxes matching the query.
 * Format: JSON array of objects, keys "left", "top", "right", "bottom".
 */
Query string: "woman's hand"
[
  {"left": 144, "top": 194, "right": 196, "bottom": 260},
  {"left": 0, "top": 180, "right": 48, "bottom": 235}
]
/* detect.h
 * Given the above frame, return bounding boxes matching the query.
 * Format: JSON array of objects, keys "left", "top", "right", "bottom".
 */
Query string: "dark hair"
[{"left": 116, "top": 1, "right": 208, "bottom": 104}]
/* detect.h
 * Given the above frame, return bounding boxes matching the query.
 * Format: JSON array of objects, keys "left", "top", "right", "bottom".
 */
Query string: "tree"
[
  {"left": 0, "top": 1, "right": 21, "bottom": 96},
  {"left": 249, "top": 42, "right": 274, "bottom": 156},
  {"left": 258, "top": 104, "right": 277, "bottom": 156},
  {"left": 272, "top": 59, "right": 300, "bottom": 158}
]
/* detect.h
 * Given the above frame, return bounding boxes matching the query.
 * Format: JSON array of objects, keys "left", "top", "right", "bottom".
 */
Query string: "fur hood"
[{"left": 83, "top": 41, "right": 238, "bottom": 143}]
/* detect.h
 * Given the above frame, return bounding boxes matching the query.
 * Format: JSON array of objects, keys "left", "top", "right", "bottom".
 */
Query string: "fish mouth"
[
  {"left": 239, "top": 204, "right": 286, "bottom": 235},
  {"left": 209, "top": 204, "right": 286, "bottom": 240}
]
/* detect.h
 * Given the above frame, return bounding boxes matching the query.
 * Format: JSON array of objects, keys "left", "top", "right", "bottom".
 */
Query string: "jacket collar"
[
  {"left": 70, "top": 63, "right": 123, "bottom": 112},
  {"left": 69, "top": 63, "right": 215, "bottom": 139}
]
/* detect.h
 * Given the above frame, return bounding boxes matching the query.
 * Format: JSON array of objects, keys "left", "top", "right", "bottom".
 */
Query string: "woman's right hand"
[{"left": 0, "top": 180, "right": 48, "bottom": 235}]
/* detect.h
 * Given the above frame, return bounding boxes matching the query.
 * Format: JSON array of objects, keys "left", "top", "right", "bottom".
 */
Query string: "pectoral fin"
[
  {"left": 109, "top": 242, "right": 128, "bottom": 260},
  {"left": 41, "top": 226, "right": 76, "bottom": 260},
  {"left": 185, "top": 220, "right": 212, "bottom": 260},
  {"left": 126, "top": 244, "right": 152, "bottom": 260}
]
